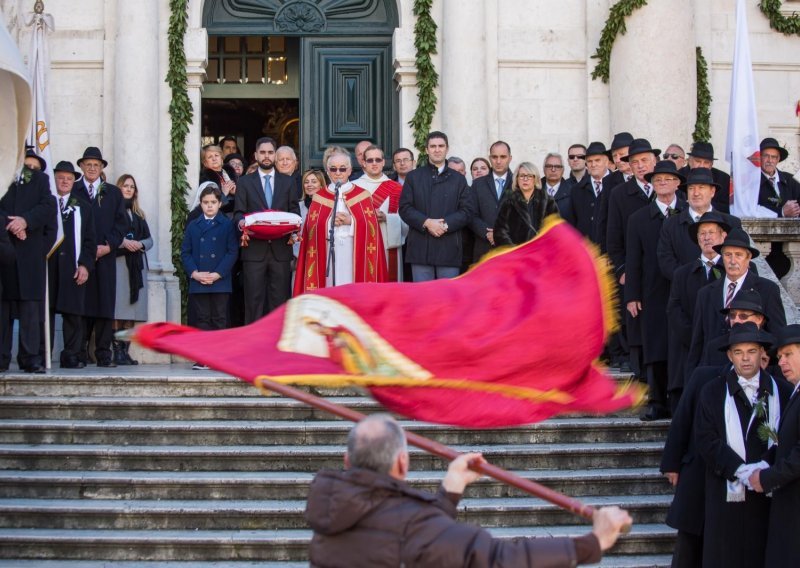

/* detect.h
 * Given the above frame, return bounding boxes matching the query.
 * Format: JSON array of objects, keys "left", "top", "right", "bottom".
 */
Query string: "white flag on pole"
[
  {"left": 726, "top": 0, "right": 774, "bottom": 218},
  {"left": 0, "top": 11, "right": 32, "bottom": 186}
]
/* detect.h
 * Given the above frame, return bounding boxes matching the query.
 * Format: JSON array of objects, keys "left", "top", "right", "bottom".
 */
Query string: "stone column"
[{"left": 609, "top": 0, "right": 695, "bottom": 145}]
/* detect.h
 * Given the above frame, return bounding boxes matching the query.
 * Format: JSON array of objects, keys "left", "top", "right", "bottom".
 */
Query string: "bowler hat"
[
  {"left": 717, "top": 321, "right": 774, "bottom": 351},
  {"left": 720, "top": 288, "right": 765, "bottom": 316},
  {"left": 689, "top": 211, "right": 731, "bottom": 244},
  {"left": 712, "top": 227, "right": 760, "bottom": 258},
  {"left": 76, "top": 146, "right": 108, "bottom": 168},
  {"left": 24, "top": 149, "right": 47, "bottom": 171},
  {"left": 585, "top": 141, "right": 611, "bottom": 159},
  {"left": 760, "top": 137, "right": 788, "bottom": 162},
  {"left": 53, "top": 160, "right": 80, "bottom": 179},
  {"left": 687, "top": 141, "right": 717, "bottom": 161},
  {"left": 609, "top": 132, "right": 634, "bottom": 152},
  {"left": 774, "top": 324, "right": 800, "bottom": 351},
  {"left": 621, "top": 138, "right": 661, "bottom": 162},
  {"left": 644, "top": 160, "right": 686, "bottom": 184},
  {"left": 681, "top": 167, "right": 721, "bottom": 192},
  {"left": 223, "top": 152, "right": 245, "bottom": 165}
]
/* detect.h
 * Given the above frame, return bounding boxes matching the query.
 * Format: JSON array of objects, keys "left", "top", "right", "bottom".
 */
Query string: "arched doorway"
[{"left": 202, "top": 0, "right": 400, "bottom": 169}]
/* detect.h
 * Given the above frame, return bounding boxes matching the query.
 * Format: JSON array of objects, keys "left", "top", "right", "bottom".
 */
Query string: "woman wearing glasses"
[
  {"left": 493, "top": 163, "right": 559, "bottom": 246},
  {"left": 294, "top": 151, "right": 387, "bottom": 294}
]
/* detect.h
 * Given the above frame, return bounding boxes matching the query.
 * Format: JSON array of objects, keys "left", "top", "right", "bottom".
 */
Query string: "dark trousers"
[
  {"left": 0, "top": 300, "right": 42, "bottom": 369},
  {"left": 242, "top": 250, "right": 291, "bottom": 324},
  {"left": 189, "top": 293, "right": 230, "bottom": 331},
  {"left": 84, "top": 317, "right": 113, "bottom": 363},
  {"left": 646, "top": 361, "right": 669, "bottom": 410},
  {"left": 671, "top": 530, "right": 702, "bottom": 568},
  {"left": 48, "top": 312, "right": 83, "bottom": 364}
]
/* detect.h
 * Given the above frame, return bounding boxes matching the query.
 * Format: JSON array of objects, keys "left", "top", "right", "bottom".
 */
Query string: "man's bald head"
[{"left": 346, "top": 414, "right": 407, "bottom": 475}]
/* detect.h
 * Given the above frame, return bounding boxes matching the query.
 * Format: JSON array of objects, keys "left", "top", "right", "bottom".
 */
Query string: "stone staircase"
[{"left": 0, "top": 366, "right": 675, "bottom": 566}]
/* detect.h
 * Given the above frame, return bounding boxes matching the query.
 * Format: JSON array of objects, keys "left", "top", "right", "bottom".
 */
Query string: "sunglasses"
[
  {"left": 568, "top": 155, "right": 586, "bottom": 160},
  {"left": 328, "top": 167, "right": 348, "bottom": 173},
  {"left": 364, "top": 158, "right": 384, "bottom": 164},
  {"left": 664, "top": 153, "right": 684, "bottom": 160}
]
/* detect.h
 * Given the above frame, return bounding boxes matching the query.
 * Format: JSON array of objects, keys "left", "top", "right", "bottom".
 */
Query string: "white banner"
[{"left": 0, "top": 11, "right": 32, "bottom": 186}]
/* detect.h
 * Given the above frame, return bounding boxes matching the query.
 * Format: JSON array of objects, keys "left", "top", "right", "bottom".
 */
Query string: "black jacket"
[
  {"left": 493, "top": 190, "right": 559, "bottom": 246},
  {"left": 606, "top": 177, "right": 651, "bottom": 276},
  {"left": 595, "top": 170, "right": 626, "bottom": 254},
  {"left": 757, "top": 170, "right": 800, "bottom": 216},
  {"left": 547, "top": 178, "right": 573, "bottom": 221},
  {"left": 677, "top": 166, "right": 731, "bottom": 213},
  {"left": 563, "top": 174, "right": 609, "bottom": 246},
  {"left": 48, "top": 195, "right": 96, "bottom": 315},
  {"left": 400, "top": 164, "right": 474, "bottom": 267},
  {"left": 469, "top": 172, "right": 512, "bottom": 260}
]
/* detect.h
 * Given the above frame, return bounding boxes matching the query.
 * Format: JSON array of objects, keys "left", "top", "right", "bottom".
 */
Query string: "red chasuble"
[
  {"left": 367, "top": 179, "right": 403, "bottom": 281},
  {"left": 294, "top": 185, "right": 388, "bottom": 295}
]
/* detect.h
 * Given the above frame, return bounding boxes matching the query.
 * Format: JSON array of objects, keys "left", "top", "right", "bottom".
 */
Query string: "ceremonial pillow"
[{"left": 244, "top": 210, "right": 302, "bottom": 240}]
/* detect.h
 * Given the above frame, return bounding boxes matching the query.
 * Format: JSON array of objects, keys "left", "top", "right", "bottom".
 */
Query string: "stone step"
[
  {"left": 0, "top": 442, "right": 665, "bottom": 472},
  {"left": 0, "top": 524, "right": 676, "bottom": 560},
  {"left": 0, "top": 467, "right": 673, "bottom": 500},
  {"left": 0, "top": 417, "right": 668, "bottom": 446},
  {"left": 0, "top": 494, "right": 672, "bottom": 530}
]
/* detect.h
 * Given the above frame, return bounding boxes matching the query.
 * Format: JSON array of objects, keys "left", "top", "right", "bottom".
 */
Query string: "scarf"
[{"left": 119, "top": 211, "right": 150, "bottom": 304}]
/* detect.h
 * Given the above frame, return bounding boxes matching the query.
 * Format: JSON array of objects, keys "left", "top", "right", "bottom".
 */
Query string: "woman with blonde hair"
[{"left": 493, "top": 162, "right": 559, "bottom": 246}]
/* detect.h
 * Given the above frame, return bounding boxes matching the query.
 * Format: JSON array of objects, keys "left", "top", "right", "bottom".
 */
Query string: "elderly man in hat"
[
  {"left": 0, "top": 154, "right": 57, "bottom": 373},
  {"left": 73, "top": 146, "right": 127, "bottom": 367},
  {"left": 23, "top": 148, "right": 46, "bottom": 172},
  {"left": 756, "top": 137, "right": 800, "bottom": 218},
  {"left": 687, "top": 228, "right": 785, "bottom": 379},
  {"left": 657, "top": 167, "right": 742, "bottom": 282},
  {"left": 695, "top": 321, "right": 792, "bottom": 568},
  {"left": 563, "top": 141, "right": 612, "bottom": 246},
  {"left": 625, "top": 160, "right": 687, "bottom": 420},
  {"left": 595, "top": 132, "right": 634, "bottom": 253},
  {"left": 748, "top": 324, "right": 800, "bottom": 565},
  {"left": 677, "top": 141, "right": 731, "bottom": 213},
  {"left": 662, "top": 143, "right": 687, "bottom": 170}
]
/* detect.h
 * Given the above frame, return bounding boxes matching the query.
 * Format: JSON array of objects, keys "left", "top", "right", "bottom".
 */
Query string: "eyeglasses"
[
  {"left": 568, "top": 155, "right": 586, "bottom": 160},
  {"left": 518, "top": 174, "right": 537, "bottom": 181},
  {"left": 652, "top": 177, "right": 679, "bottom": 184},
  {"left": 328, "top": 166, "right": 348, "bottom": 173},
  {"left": 393, "top": 158, "right": 412, "bottom": 164},
  {"left": 544, "top": 164, "right": 564, "bottom": 170},
  {"left": 663, "top": 153, "right": 684, "bottom": 160},
  {"left": 728, "top": 311, "right": 758, "bottom": 321},
  {"left": 364, "top": 158, "right": 384, "bottom": 164}
]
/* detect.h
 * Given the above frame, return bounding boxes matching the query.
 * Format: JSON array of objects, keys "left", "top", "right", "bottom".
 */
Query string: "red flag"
[{"left": 136, "top": 218, "right": 641, "bottom": 427}]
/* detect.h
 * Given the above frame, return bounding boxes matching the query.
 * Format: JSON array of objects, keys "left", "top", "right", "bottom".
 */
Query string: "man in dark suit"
[
  {"left": 757, "top": 137, "right": 800, "bottom": 217},
  {"left": 657, "top": 168, "right": 741, "bottom": 282},
  {"left": 595, "top": 132, "right": 634, "bottom": 255},
  {"left": 541, "top": 152, "right": 570, "bottom": 218},
  {"left": 469, "top": 141, "right": 512, "bottom": 261},
  {"left": 234, "top": 136, "right": 300, "bottom": 324},
  {"left": 677, "top": 141, "right": 731, "bottom": 213},
  {"left": 749, "top": 324, "right": 800, "bottom": 565},
  {"left": 0, "top": 165, "right": 57, "bottom": 373},
  {"left": 687, "top": 229, "right": 786, "bottom": 378},
  {"left": 563, "top": 142, "right": 612, "bottom": 247}
]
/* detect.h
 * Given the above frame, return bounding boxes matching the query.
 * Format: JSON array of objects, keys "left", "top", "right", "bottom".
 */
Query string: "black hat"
[
  {"left": 689, "top": 211, "right": 731, "bottom": 244},
  {"left": 644, "top": 160, "right": 686, "bottom": 183},
  {"left": 717, "top": 321, "right": 774, "bottom": 351},
  {"left": 24, "top": 149, "right": 47, "bottom": 171},
  {"left": 76, "top": 146, "right": 108, "bottom": 168},
  {"left": 760, "top": 137, "right": 788, "bottom": 162},
  {"left": 681, "top": 167, "right": 721, "bottom": 192},
  {"left": 687, "top": 141, "right": 717, "bottom": 161},
  {"left": 774, "top": 324, "right": 800, "bottom": 350},
  {"left": 585, "top": 141, "right": 611, "bottom": 159},
  {"left": 621, "top": 138, "right": 661, "bottom": 162},
  {"left": 610, "top": 132, "right": 634, "bottom": 152},
  {"left": 720, "top": 288, "right": 765, "bottom": 316},
  {"left": 223, "top": 152, "right": 245, "bottom": 164},
  {"left": 53, "top": 160, "right": 80, "bottom": 179},
  {"left": 712, "top": 227, "right": 760, "bottom": 258}
]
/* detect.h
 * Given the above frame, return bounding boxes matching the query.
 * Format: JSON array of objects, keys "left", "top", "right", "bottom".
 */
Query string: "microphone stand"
[{"left": 326, "top": 181, "right": 342, "bottom": 286}]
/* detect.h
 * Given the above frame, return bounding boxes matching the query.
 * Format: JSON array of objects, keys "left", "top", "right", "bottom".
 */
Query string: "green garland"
[
  {"left": 408, "top": 0, "right": 438, "bottom": 161},
  {"left": 759, "top": 0, "right": 800, "bottom": 35},
  {"left": 167, "top": 0, "right": 191, "bottom": 322},
  {"left": 590, "top": 0, "right": 648, "bottom": 83},
  {"left": 693, "top": 47, "right": 712, "bottom": 142}
]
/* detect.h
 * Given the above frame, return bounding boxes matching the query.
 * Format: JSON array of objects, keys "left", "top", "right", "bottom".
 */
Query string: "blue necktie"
[
  {"left": 263, "top": 174, "right": 273, "bottom": 208},
  {"left": 495, "top": 178, "right": 504, "bottom": 199}
]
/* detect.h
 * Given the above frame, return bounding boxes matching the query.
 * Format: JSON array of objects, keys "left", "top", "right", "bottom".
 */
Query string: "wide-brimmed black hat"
[
  {"left": 644, "top": 160, "right": 686, "bottom": 184},
  {"left": 689, "top": 211, "right": 731, "bottom": 244},
  {"left": 720, "top": 288, "right": 764, "bottom": 315},
  {"left": 713, "top": 227, "right": 760, "bottom": 258},
  {"left": 681, "top": 167, "right": 721, "bottom": 192},
  {"left": 687, "top": 141, "right": 717, "bottom": 161},
  {"left": 760, "top": 137, "right": 788, "bottom": 162},
  {"left": 24, "top": 149, "right": 47, "bottom": 171},
  {"left": 717, "top": 321, "right": 774, "bottom": 351},
  {"left": 774, "top": 324, "right": 800, "bottom": 350},
  {"left": 585, "top": 141, "right": 611, "bottom": 159},
  {"left": 53, "top": 160, "right": 80, "bottom": 179},
  {"left": 621, "top": 138, "right": 661, "bottom": 162},
  {"left": 223, "top": 152, "right": 245, "bottom": 164},
  {"left": 610, "top": 132, "right": 634, "bottom": 152},
  {"left": 76, "top": 146, "right": 108, "bottom": 168}
]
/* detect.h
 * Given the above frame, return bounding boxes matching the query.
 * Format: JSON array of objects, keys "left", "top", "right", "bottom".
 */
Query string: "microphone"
[{"left": 334, "top": 181, "right": 342, "bottom": 195}]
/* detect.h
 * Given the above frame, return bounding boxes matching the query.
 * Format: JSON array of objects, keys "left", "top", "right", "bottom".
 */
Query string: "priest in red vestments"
[
  {"left": 357, "top": 145, "right": 407, "bottom": 281},
  {"left": 294, "top": 151, "right": 387, "bottom": 295}
]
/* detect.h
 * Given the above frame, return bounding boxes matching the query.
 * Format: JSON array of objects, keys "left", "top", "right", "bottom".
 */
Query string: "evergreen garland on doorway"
[
  {"left": 759, "top": 0, "right": 800, "bottom": 35},
  {"left": 590, "top": 0, "right": 648, "bottom": 83},
  {"left": 409, "top": 0, "right": 439, "bottom": 161},
  {"left": 693, "top": 47, "right": 712, "bottom": 142},
  {"left": 167, "top": 0, "right": 191, "bottom": 321}
]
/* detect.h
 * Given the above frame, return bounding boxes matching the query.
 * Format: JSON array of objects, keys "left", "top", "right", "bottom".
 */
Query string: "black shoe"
[
  {"left": 640, "top": 405, "right": 670, "bottom": 422},
  {"left": 60, "top": 360, "right": 86, "bottom": 369},
  {"left": 23, "top": 365, "right": 46, "bottom": 374},
  {"left": 96, "top": 359, "right": 117, "bottom": 368}
]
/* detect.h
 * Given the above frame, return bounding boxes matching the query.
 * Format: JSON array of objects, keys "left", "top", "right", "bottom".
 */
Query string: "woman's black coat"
[{"left": 493, "top": 189, "right": 559, "bottom": 246}]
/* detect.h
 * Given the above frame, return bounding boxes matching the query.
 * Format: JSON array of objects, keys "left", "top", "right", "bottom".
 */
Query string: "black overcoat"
[
  {"left": 563, "top": 174, "right": 607, "bottom": 246},
  {"left": 594, "top": 169, "right": 625, "bottom": 254},
  {"left": 48, "top": 196, "right": 96, "bottom": 315},
  {"left": 551, "top": 178, "right": 573, "bottom": 221},
  {"left": 677, "top": 166, "right": 731, "bottom": 213},
  {"left": 695, "top": 369, "right": 792, "bottom": 568},
  {"left": 400, "top": 165, "right": 474, "bottom": 268},
  {"left": 0, "top": 214, "right": 15, "bottom": 308},
  {"left": 606, "top": 178, "right": 650, "bottom": 276},
  {"left": 468, "top": 171, "right": 512, "bottom": 260},
  {"left": 493, "top": 190, "right": 558, "bottom": 246},
  {"left": 757, "top": 169, "right": 800, "bottom": 216},
  {"left": 0, "top": 169, "right": 57, "bottom": 301},
  {"left": 73, "top": 180, "right": 127, "bottom": 318}
]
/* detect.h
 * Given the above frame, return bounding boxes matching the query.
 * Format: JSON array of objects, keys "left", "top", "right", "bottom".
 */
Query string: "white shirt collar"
[
  {"left": 690, "top": 206, "right": 713, "bottom": 222},
  {"left": 655, "top": 196, "right": 677, "bottom": 216}
]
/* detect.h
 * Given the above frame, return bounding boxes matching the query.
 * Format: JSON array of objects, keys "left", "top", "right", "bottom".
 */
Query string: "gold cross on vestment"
[
  {"left": 367, "top": 243, "right": 377, "bottom": 255},
  {"left": 310, "top": 210, "right": 319, "bottom": 221},
  {"left": 364, "top": 208, "right": 375, "bottom": 217},
  {"left": 308, "top": 246, "right": 317, "bottom": 258}
]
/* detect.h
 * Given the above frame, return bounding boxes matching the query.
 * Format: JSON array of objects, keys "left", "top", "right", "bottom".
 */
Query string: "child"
[{"left": 180, "top": 184, "right": 238, "bottom": 370}]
